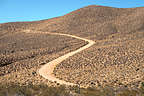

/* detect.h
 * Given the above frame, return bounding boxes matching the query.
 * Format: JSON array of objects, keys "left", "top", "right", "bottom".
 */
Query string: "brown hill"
[{"left": 0, "top": 5, "right": 144, "bottom": 87}]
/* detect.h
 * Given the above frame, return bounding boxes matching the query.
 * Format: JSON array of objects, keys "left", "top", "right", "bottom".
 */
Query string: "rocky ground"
[
  {"left": 0, "top": 32, "right": 87, "bottom": 86},
  {"left": 54, "top": 33, "right": 144, "bottom": 88}
]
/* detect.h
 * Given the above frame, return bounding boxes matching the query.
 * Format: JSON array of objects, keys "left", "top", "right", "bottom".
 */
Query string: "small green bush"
[{"left": 141, "top": 82, "right": 144, "bottom": 88}]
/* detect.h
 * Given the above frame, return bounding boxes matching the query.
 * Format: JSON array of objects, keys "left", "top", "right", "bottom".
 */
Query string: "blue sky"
[{"left": 0, "top": 0, "right": 144, "bottom": 23}]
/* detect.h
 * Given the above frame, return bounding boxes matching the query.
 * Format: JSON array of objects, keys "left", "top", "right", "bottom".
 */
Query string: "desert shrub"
[
  {"left": 116, "top": 89, "right": 140, "bottom": 96},
  {"left": 0, "top": 84, "right": 70, "bottom": 96},
  {"left": 78, "top": 86, "right": 115, "bottom": 96},
  {"left": 141, "top": 82, "right": 144, "bottom": 88},
  {"left": 139, "top": 82, "right": 144, "bottom": 95},
  {"left": 1, "top": 84, "right": 144, "bottom": 96}
]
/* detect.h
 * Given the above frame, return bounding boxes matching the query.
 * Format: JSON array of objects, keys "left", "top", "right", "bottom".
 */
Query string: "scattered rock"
[
  {"left": 32, "top": 71, "right": 36, "bottom": 75},
  {"left": 40, "top": 62, "right": 46, "bottom": 65},
  {"left": 136, "top": 68, "right": 140, "bottom": 71}
]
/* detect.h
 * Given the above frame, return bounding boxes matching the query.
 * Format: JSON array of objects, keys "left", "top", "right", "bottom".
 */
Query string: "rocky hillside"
[
  {"left": 51, "top": 5, "right": 144, "bottom": 87},
  {"left": 1, "top": 5, "right": 144, "bottom": 88}
]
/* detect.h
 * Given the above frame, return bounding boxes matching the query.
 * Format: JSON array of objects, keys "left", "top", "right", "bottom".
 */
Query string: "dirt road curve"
[{"left": 25, "top": 31, "right": 95, "bottom": 86}]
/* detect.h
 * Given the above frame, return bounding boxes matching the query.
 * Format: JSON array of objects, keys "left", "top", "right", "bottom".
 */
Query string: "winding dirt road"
[
  {"left": 24, "top": 31, "right": 95, "bottom": 86},
  {"left": 38, "top": 32, "right": 95, "bottom": 86}
]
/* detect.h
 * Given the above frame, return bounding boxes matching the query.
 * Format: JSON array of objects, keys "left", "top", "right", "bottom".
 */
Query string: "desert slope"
[{"left": 0, "top": 5, "right": 144, "bottom": 87}]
